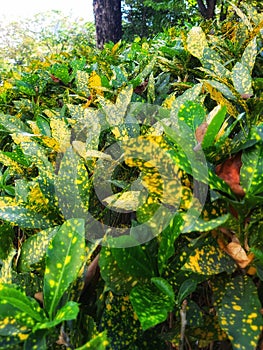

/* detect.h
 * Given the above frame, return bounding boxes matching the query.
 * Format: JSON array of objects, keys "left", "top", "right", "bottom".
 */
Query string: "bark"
[
  {"left": 196, "top": 0, "right": 217, "bottom": 19},
  {"left": 93, "top": 0, "right": 122, "bottom": 49}
]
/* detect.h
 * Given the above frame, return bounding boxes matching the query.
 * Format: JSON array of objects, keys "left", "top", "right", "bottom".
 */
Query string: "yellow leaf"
[
  {"left": 27, "top": 184, "right": 49, "bottom": 211},
  {"left": 162, "top": 94, "right": 176, "bottom": 109},
  {"left": 88, "top": 71, "right": 103, "bottom": 96},
  {"left": 41, "top": 136, "right": 60, "bottom": 151},
  {"left": 72, "top": 140, "right": 112, "bottom": 160},
  {"left": 28, "top": 121, "right": 41, "bottom": 135},
  {"left": 103, "top": 191, "right": 142, "bottom": 211},
  {"left": 50, "top": 117, "right": 71, "bottom": 153}
]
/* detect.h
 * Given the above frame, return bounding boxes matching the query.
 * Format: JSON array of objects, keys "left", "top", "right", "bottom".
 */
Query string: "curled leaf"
[{"left": 225, "top": 242, "right": 254, "bottom": 268}]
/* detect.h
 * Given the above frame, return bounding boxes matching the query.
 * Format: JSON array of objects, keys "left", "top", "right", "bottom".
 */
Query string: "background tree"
[
  {"left": 93, "top": 0, "right": 122, "bottom": 48},
  {"left": 122, "top": 0, "right": 199, "bottom": 40},
  {"left": 122, "top": 0, "right": 263, "bottom": 40},
  {"left": 196, "top": 0, "right": 217, "bottom": 19}
]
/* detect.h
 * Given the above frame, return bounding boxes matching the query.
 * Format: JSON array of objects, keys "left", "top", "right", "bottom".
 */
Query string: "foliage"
[
  {"left": 0, "top": 11, "right": 95, "bottom": 65},
  {"left": 122, "top": 0, "right": 200, "bottom": 40},
  {"left": 0, "top": 4, "right": 262, "bottom": 350}
]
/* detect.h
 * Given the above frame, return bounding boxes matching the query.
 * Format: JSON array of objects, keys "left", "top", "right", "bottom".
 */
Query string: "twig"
[{"left": 179, "top": 299, "right": 187, "bottom": 350}]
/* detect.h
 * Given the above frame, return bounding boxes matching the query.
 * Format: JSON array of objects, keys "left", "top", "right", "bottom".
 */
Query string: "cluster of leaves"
[
  {"left": 0, "top": 4, "right": 262, "bottom": 350},
  {"left": 0, "top": 10, "right": 95, "bottom": 66}
]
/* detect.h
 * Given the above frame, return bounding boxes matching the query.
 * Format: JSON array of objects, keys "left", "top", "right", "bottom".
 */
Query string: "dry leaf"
[
  {"left": 218, "top": 235, "right": 254, "bottom": 269},
  {"left": 195, "top": 121, "right": 208, "bottom": 143},
  {"left": 215, "top": 152, "right": 245, "bottom": 197},
  {"left": 34, "top": 291, "right": 43, "bottom": 304}
]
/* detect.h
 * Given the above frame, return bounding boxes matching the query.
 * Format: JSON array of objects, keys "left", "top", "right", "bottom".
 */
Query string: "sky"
[{"left": 0, "top": 0, "right": 94, "bottom": 23}]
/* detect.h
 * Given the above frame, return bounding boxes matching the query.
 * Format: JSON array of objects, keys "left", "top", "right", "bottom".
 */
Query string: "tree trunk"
[
  {"left": 93, "top": 0, "right": 122, "bottom": 49},
  {"left": 196, "top": 0, "right": 217, "bottom": 19}
]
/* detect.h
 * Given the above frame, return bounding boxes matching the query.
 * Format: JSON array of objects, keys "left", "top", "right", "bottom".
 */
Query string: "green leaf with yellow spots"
[
  {"left": 131, "top": 57, "right": 156, "bottom": 88},
  {"left": 176, "top": 278, "right": 198, "bottom": 305},
  {"left": 186, "top": 26, "right": 208, "bottom": 60},
  {"left": 0, "top": 113, "right": 31, "bottom": 134},
  {"left": 56, "top": 146, "right": 90, "bottom": 219},
  {"left": 43, "top": 218, "right": 85, "bottom": 319},
  {"left": 98, "top": 85, "right": 133, "bottom": 127},
  {"left": 182, "top": 236, "right": 236, "bottom": 275},
  {"left": 240, "top": 144, "right": 263, "bottom": 195},
  {"left": 130, "top": 280, "right": 174, "bottom": 330},
  {"left": 241, "top": 38, "right": 257, "bottom": 74},
  {"left": 19, "top": 226, "right": 59, "bottom": 272},
  {"left": 100, "top": 292, "right": 142, "bottom": 348},
  {"left": 219, "top": 275, "right": 263, "bottom": 350},
  {"left": 204, "top": 80, "right": 236, "bottom": 100},
  {"left": 232, "top": 62, "right": 253, "bottom": 96},
  {"left": 0, "top": 206, "right": 55, "bottom": 229},
  {"left": 170, "top": 83, "right": 203, "bottom": 122},
  {"left": 21, "top": 141, "right": 55, "bottom": 205},
  {"left": 50, "top": 63, "right": 71, "bottom": 84},
  {"left": 0, "top": 284, "right": 46, "bottom": 323},
  {"left": 178, "top": 101, "right": 206, "bottom": 132},
  {"left": 0, "top": 284, "right": 46, "bottom": 341},
  {"left": 0, "top": 334, "right": 26, "bottom": 348},
  {"left": 76, "top": 70, "right": 90, "bottom": 97},
  {"left": 23, "top": 329, "right": 47, "bottom": 350},
  {"left": 33, "top": 301, "right": 79, "bottom": 331},
  {"left": 182, "top": 213, "right": 230, "bottom": 233},
  {"left": 0, "top": 151, "right": 25, "bottom": 175},
  {"left": 0, "top": 223, "right": 14, "bottom": 261},
  {"left": 158, "top": 213, "right": 184, "bottom": 275},
  {"left": 75, "top": 331, "right": 108, "bottom": 350},
  {"left": 99, "top": 236, "right": 153, "bottom": 294}
]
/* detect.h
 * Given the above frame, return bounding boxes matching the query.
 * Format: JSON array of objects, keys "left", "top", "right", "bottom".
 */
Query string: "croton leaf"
[
  {"left": 204, "top": 80, "right": 236, "bottom": 100},
  {"left": 232, "top": 62, "right": 253, "bottom": 96},
  {"left": 21, "top": 141, "right": 55, "bottom": 204},
  {"left": 33, "top": 301, "right": 79, "bottom": 331},
  {"left": 98, "top": 85, "right": 133, "bottom": 127},
  {"left": 0, "top": 151, "right": 25, "bottom": 175},
  {"left": 240, "top": 144, "right": 263, "bottom": 195},
  {"left": 0, "top": 206, "right": 55, "bottom": 229},
  {"left": 219, "top": 275, "right": 263, "bottom": 350},
  {"left": 23, "top": 329, "right": 47, "bottom": 350},
  {"left": 100, "top": 291, "right": 144, "bottom": 349},
  {"left": 182, "top": 236, "right": 236, "bottom": 275},
  {"left": 158, "top": 213, "right": 184, "bottom": 275},
  {"left": 75, "top": 331, "right": 109, "bottom": 350},
  {"left": 0, "top": 113, "right": 31, "bottom": 134},
  {"left": 170, "top": 83, "right": 203, "bottom": 122},
  {"left": 176, "top": 278, "right": 198, "bottom": 305},
  {"left": 49, "top": 116, "right": 71, "bottom": 153},
  {"left": 99, "top": 236, "right": 153, "bottom": 294},
  {"left": 241, "top": 38, "right": 257, "bottom": 74},
  {"left": 43, "top": 218, "right": 85, "bottom": 319},
  {"left": 130, "top": 279, "right": 174, "bottom": 330},
  {"left": 186, "top": 26, "right": 208, "bottom": 60},
  {"left": 19, "top": 226, "right": 59, "bottom": 272},
  {"left": 178, "top": 101, "right": 206, "bottom": 132},
  {"left": 131, "top": 57, "right": 156, "bottom": 88},
  {"left": 0, "top": 284, "right": 46, "bottom": 341},
  {"left": 76, "top": 70, "right": 90, "bottom": 97},
  {"left": 55, "top": 146, "right": 90, "bottom": 220},
  {"left": 0, "top": 284, "right": 45, "bottom": 323},
  {"left": 50, "top": 63, "right": 71, "bottom": 84}
]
